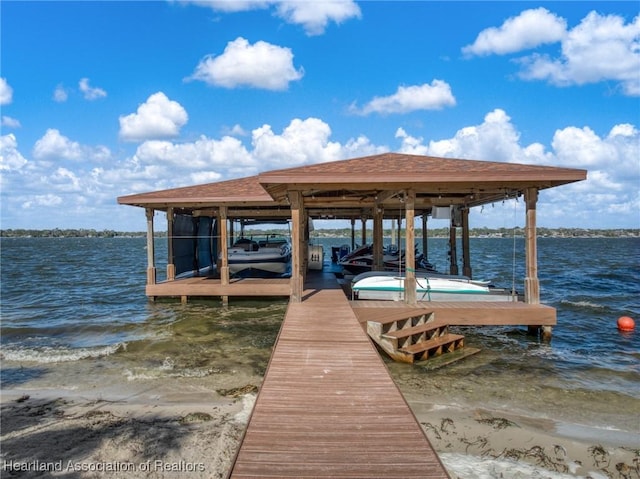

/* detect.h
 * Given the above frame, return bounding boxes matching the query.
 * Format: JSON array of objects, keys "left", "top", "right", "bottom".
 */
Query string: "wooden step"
[
  {"left": 399, "top": 333, "right": 465, "bottom": 362},
  {"left": 363, "top": 308, "right": 434, "bottom": 327},
  {"left": 381, "top": 321, "right": 449, "bottom": 340}
]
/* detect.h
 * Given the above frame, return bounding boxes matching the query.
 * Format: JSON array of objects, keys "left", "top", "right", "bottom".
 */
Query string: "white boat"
[
  {"left": 223, "top": 235, "right": 292, "bottom": 277},
  {"left": 351, "top": 272, "right": 517, "bottom": 302}
]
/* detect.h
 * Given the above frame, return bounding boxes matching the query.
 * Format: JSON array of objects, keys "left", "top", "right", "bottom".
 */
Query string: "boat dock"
[{"left": 229, "top": 272, "right": 450, "bottom": 478}]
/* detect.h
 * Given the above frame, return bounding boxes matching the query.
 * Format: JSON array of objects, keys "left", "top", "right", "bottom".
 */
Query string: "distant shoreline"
[{"left": 1, "top": 227, "right": 638, "bottom": 239}]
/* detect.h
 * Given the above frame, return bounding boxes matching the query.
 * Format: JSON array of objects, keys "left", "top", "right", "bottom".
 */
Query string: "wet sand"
[{"left": 2, "top": 376, "right": 638, "bottom": 479}]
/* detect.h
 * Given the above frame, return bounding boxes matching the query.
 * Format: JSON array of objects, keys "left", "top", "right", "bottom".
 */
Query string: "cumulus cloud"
[
  {"left": 407, "top": 109, "right": 534, "bottom": 163},
  {"left": 3, "top": 112, "right": 638, "bottom": 229},
  {"left": 352, "top": 81, "right": 456, "bottom": 115},
  {"left": 0, "top": 78, "right": 13, "bottom": 105},
  {"left": 517, "top": 12, "right": 640, "bottom": 95},
  {"left": 79, "top": 78, "right": 107, "bottom": 100},
  {"left": 32, "top": 129, "right": 111, "bottom": 162},
  {"left": 275, "top": 0, "right": 361, "bottom": 36},
  {"left": 463, "top": 8, "right": 567, "bottom": 56},
  {"left": 119, "top": 92, "right": 188, "bottom": 142},
  {"left": 396, "top": 110, "right": 639, "bottom": 226},
  {"left": 189, "top": 37, "right": 304, "bottom": 90},
  {"left": 181, "top": 0, "right": 361, "bottom": 35},
  {"left": 134, "top": 135, "right": 255, "bottom": 171},
  {"left": 464, "top": 9, "right": 640, "bottom": 96},
  {"left": 0, "top": 134, "right": 28, "bottom": 171},
  {"left": 252, "top": 117, "right": 343, "bottom": 166}
]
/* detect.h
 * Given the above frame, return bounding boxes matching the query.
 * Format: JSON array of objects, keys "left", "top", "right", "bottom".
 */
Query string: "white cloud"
[
  {"left": 53, "top": 84, "right": 68, "bottom": 102},
  {"left": 0, "top": 78, "right": 13, "bottom": 105},
  {"left": 465, "top": 9, "right": 640, "bottom": 96},
  {"left": 517, "top": 12, "right": 640, "bottom": 95},
  {"left": 134, "top": 135, "right": 255, "bottom": 171},
  {"left": 397, "top": 110, "right": 639, "bottom": 227},
  {"left": 181, "top": 0, "right": 270, "bottom": 12},
  {"left": 252, "top": 117, "right": 343, "bottom": 166},
  {"left": 79, "top": 78, "right": 107, "bottom": 100},
  {"left": 119, "top": 92, "right": 188, "bottom": 142},
  {"left": 275, "top": 0, "right": 361, "bottom": 36},
  {"left": 463, "top": 8, "right": 567, "bottom": 56},
  {"left": 0, "top": 134, "right": 28, "bottom": 171},
  {"left": 32, "top": 129, "right": 111, "bottom": 163},
  {"left": 3, "top": 113, "right": 638, "bottom": 230},
  {"left": 2, "top": 116, "right": 21, "bottom": 128},
  {"left": 416, "top": 109, "right": 531, "bottom": 163},
  {"left": 189, "top": 37, "right": 304, "bottom": 90},
  {"left": 181, "top": 0, "right": 360, "bottom": 35},
  {"left": 353, "top": 81, "right": 456, "bottom": 115},
  {"left": 33, "top": 129, "right": 85, "bottom": 161},
  {"left": 22, "top": 194, "right": 63, "bottom": 209}
]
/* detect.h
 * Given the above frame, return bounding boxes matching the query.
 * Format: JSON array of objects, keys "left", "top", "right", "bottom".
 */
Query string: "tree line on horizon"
[{"left": 1, "top": 227, "right": 638, "bottom": 239}]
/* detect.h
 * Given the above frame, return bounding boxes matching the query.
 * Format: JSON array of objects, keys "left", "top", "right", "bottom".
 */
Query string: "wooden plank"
[
  {"left": 229, "top": 287, "right": 450, "bottom": 478},
  {"left": 352, "top": 301, "right": 556, "bottom": 326},
  {"left": 146, "top": 277, "right": 291, "bottom": 298},
  {"left": 400, "top": 333, "right": 464, "bottom": 354}
]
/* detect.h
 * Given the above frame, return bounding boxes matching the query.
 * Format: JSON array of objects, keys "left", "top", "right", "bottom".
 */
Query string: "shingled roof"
[{"left": 118, "top": 153, "right": 586, "bottom": 212}]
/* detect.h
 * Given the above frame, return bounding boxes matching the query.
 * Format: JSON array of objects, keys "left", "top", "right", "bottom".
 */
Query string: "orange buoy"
[{"left": 617, "top": 316, "right": 635, "bottom": 332}]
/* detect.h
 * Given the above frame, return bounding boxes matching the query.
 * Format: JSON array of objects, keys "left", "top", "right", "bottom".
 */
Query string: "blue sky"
[{"left": 1, "top": 1, "right": 638, "bottom": 231}]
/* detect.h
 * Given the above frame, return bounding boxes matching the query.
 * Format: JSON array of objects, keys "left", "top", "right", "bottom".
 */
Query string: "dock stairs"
[{"left": 366, "top": 309, "right": 478, "bottom": 364}]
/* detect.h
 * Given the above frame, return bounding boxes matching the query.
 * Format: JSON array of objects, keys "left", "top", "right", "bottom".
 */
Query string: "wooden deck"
[
  {"left": 229, "top": 275, "right": 450, "bottom": 478},
  {"left": 351, "top": 300, "right": 556, "bottom": 327},
  {"left": 146, "top": 276, "right": 291, "bottom": 299}
]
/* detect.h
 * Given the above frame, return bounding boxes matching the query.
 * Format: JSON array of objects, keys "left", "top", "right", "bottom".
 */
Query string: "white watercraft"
[
  {"left": 351, "top": 271, "right": 517, "bottom": 302},
  {"left": 223, "top": 235, "right": 292, "bottom": 277}
]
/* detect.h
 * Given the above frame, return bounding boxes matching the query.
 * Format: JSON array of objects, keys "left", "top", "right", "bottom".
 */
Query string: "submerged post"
[{"left": 145, "top": 208, "right": 156, "bottom": 286}]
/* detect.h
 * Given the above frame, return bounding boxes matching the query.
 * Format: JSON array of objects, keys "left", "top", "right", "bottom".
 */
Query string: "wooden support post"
[
  {"left": 524, "top": 188, "right": 540, "bottom": 304},
  {"left": 525, "top": 188, "right": 548, "bottom": 339},
  {"left": 166, "top": 207, "right": 175, "bottom": 281},
  {"left": 219, "top": 206, "right": 229, "bottom": 306},
  {"left": 422, "top": 214, "right": 428, "bottom": 262},
  {"left": 461, "top": 207, "right": 472, "bottom": 279},
  {"left": 145, "top": 208, "right": 156, "bottom": 286},
  {"left": 350, "top": 218, "right": 356, "bottom": 251},
  {"left": 404, "top": 190, "right": 417, "bottom": 305},
  {"left": 361, "top": 216, "right": 367, "bottom": 246},
  {"left": 290, "top": 191, "right": 304, "bottom": 302},
  {"left": 373, "top": 205, "right": 384, "bottom": 270},
  {"left": 449, "top": 218, "right": 458, "bottom": 276}
]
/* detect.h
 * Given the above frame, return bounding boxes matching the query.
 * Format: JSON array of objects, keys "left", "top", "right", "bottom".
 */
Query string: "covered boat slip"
[{"left": 118, "top": 153, "right": 586, "bottom": 332}]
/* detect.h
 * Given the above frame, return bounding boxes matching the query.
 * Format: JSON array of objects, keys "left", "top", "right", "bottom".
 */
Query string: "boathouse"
[
  {"left": 118, "top": 152, "right": 585, "bottom": 311},
  {"left": 118, "top": 153, "right": 585, "bottom": 477}
]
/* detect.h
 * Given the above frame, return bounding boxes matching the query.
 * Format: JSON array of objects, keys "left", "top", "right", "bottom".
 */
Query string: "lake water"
[{"left": 1, "top": 236, "right": 638, "bottom": 475}]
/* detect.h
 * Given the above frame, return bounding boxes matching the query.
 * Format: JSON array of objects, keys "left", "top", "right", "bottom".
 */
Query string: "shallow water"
[{"left": 1, "top": 236, "right": 638, "bottom": 439}]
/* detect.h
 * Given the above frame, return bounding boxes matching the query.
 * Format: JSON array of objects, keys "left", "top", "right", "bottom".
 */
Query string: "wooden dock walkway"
[{"left": 229, "top": 273, "right": 450, "bottom": 478}]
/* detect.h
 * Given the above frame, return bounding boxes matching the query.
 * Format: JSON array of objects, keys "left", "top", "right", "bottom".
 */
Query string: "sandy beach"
[{"left": 2, "top": 374, "right": 638, "bottom": 479}]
